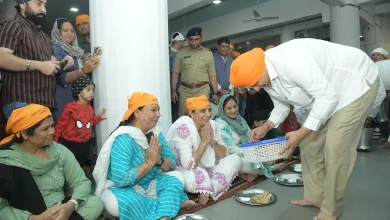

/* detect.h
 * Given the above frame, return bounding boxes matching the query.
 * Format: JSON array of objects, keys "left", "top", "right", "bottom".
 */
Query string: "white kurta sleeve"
[
  {"left": 368, "top": 77, "right": 386, "bottom": 118},
  {"left": 286, "top": 56, "right": 338, "bottom": 131}
]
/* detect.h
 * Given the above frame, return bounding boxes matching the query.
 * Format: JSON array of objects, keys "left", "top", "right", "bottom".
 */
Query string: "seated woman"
[
  {"left": 214, "top": 95, "right": 287, "bottom": 182},
  {"left": 0, "top": 104, "right": 103, "bottom": 220},
  {"left": 93, "top": 92, "right": 194, "bottom": 220},
  {"left": 51, "top": 18, "right": 98, "bottom": 121},
  {"left": 166, "top": 95, "right": 241, "bottom": 205}
]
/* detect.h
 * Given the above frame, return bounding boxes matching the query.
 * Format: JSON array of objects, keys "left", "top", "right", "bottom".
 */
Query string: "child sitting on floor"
[{"left": 54, "top": 76, "right": 107, "bottom": 170}]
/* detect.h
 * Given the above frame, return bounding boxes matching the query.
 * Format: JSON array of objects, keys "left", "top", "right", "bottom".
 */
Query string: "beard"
[{"left": 25, "top": 4, "right": 45, "bottom": 25}]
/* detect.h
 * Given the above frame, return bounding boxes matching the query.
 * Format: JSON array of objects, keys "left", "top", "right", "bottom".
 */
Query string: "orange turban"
[
  {"left": 122, "top": 92, "right": 159, "bottom": 122},
  {"left": 230, "top": 48, "right": 265, "bottom": 87},
  {"left": 186, "top": 95, "right": 210, "bottom": 112},
  {"left": 232, "top": 51, "right": 241, "bottom": 59},
  {"left": 0, "top": 104, "right": 51, "bottom": 146},
  {"left": 266, "top": 45, "right": 275, "bottom": 50},
  {"left": 76, "top": 14, "right": 90, "bottom": 25}
]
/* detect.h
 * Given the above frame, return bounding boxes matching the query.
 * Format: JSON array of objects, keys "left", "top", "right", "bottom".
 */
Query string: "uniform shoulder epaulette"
[
  {"left": 179, "top": 46, "right": 189, "bottom": 51},
  {"left": 201, "top": 46, "right": 211, "bottom": 51}
]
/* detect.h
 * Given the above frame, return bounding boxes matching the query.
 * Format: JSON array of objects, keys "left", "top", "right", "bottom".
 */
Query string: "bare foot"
[
  {"left": 180, "top": 200, "right": 196, "bottom": 209},
  {"left": 240, "top": 174, "right": 257, "bottom": 182},
  {"left": 159, "top": 217, "right": 169, "bottom": 220},
  {"left": 291, "top": 199, "right": 321, "bottom": 208},
  {"left": 199, "top": 193, "right": 210, "bottom": 205},
  {"left": 313, "top": 212, "right": 342, "bottom": 220}
]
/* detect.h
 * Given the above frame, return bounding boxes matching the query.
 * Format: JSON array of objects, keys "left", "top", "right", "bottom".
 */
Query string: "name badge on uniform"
[{"left": 184, "top": 56, "right": 191, "bottom": 59}]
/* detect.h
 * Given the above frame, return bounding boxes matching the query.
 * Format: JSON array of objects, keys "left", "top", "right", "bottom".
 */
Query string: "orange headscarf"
[
  {"left": 186, "top": 95, "right": 210, "bottom": 112},
  {"left": 230, "top": 48, "right": 265, "bottom": 88},
  {"left": 122, "top": 92, "right": 159, "bottom": 122},
  {"left": 266, "top": 45, "right": 275, "bottom": 50},
  {"left": 0, "top": 104, "right": 51, "bottom": 146},
  {"left": 76, "top": 14, "right": 90, "bottom": 25}
]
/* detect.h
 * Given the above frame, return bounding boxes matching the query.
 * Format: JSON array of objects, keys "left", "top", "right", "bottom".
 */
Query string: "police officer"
[{"left": 171, "top": 27, "right": 219, "bottom": 116}]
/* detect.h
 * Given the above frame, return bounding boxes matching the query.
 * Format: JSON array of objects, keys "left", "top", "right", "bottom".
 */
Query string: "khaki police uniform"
[{"left": 172, "top": 46, "right": 216, "bottom": 116}]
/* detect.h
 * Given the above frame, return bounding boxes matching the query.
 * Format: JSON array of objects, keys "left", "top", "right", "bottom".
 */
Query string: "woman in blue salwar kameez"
[{"left": 93, "top": 92, "right": 195, "bottom": 220}]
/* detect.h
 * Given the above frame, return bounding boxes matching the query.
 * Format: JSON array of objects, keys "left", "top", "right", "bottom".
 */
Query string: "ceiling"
[{"left": 169, "top": 0, "right": 271, "bottom": 32}]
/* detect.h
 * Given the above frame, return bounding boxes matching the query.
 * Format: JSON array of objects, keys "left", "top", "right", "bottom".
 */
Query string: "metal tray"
[
  {"left": 274, "top": 174, "right": 303, "bottom": 186},
  {"left": 174, "top": 214, "right": 213, "bottom": 220},
  {"left": 235, "top": 188, "right": 277, "bottom": 206},
  {"left": 288, "top": 163, "right": 302, "bottom": 173}
]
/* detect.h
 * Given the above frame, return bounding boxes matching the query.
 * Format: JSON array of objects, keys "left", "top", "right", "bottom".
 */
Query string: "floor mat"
[{"left": 177, "top": 159, "right": 300, "bottom": 216}]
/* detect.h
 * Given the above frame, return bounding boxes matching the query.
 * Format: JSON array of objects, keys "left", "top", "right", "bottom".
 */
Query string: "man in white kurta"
[{"left": 230, "top": 39, "right": 381, "bottom": 220}]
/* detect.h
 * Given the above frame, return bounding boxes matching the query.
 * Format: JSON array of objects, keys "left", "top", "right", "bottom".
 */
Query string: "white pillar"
[
  {"left": 90, "top": 0, "right": 171, "bottom": 151},
  {"left": 280, "top": 28, "right": 295, "bottom": 43},
  {"left": 330, "top": 4, "right": 360, "bottom": 48}
]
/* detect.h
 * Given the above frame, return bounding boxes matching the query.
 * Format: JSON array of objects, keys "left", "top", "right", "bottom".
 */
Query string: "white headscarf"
[
  {"left": 51, "top": 18, "right": 85, "bottom": 59},
  {"left": 372, "top": 48, "right": 389, "bottom": 57}
]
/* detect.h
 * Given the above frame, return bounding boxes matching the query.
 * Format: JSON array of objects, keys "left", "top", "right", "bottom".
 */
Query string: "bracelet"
[
  {"left": 157, "top": 158, "right": 165, "bottom": 166},
  {"left": 201, "top": 142, "right": 208, "bottom": 147},
  {"left": 26, "top": 60, "right": 31, "bottom": 71},
  {"left": 145, "top": 160, "right": 153, "bottom": 169},
  {"left": 26, "top": 213, "right": 33, "bottom": 220},
  {"left": 81, "top": 67, "right": 86, "bottom": 74}
]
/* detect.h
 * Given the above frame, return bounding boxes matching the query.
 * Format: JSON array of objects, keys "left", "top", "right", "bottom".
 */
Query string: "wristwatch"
[{"left": 69, "top": 199, "right": 79, "bottom": 211}]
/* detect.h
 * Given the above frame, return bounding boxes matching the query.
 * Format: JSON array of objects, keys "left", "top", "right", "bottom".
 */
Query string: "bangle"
[
  {"left": 26, "top": 213, "right": 33, "bottom": 220},
  {"left": 201, "top": 142, "right": 208, "bottom": 147},
  {"left": 26, "top": 60, "right": 31, "bottom": 71},
  {"left": 81, "top": 67, "right": 86, "bottom": 74},
  {"left": 157, "top": 158, "right": 165, "bottom": 166},
  {"left": 145, "top": 160, "right": 153, "bottom": 169}
]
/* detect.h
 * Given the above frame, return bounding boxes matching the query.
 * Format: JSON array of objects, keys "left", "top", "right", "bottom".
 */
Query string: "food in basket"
[{"left": 250, "top": 192, "right": 271, "bottom": 204}]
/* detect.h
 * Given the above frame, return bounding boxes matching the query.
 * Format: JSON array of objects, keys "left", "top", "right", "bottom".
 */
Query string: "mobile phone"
[{"left": 60, "top": 59, "right": 68, "bottom": 70}]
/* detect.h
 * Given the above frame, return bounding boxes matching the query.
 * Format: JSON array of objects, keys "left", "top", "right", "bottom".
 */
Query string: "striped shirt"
[{"left": 0, "top": 14, "right": 55, "bottom": 107}]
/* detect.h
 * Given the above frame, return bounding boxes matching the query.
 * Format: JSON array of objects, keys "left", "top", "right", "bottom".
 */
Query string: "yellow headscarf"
[
  {"left": 186, "top": 95, "right": 210, "bottom": 112},
  {"left": 0, "top": 104, "right": 51, "bottom": 146},
  {"left": 122, "top": 92, "right": 159, "bottom": 122},
  {"left": 230, "top": 48, "right": 265, "bottom": 87}
]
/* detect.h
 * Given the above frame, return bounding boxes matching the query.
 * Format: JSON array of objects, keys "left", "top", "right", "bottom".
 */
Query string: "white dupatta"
[
  {"left": 93, "top": 125, "right": 161, "bottom": 198},
  {"left": 167, "top": 116, "right": 222, "bottom": 169}
]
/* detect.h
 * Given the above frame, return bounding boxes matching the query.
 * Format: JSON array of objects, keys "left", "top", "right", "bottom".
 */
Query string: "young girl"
[{"left": 54, "top": 76, "right": 106, "bottom": 168}]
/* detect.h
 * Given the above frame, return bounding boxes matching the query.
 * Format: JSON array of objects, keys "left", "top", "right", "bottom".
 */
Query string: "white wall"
[
  {"left": 360, "top": 4, "right": 390, "bottom": 55},
  {"left": 169, "top": 0, "right": 329, "bottom": 42},
  {"left": 0, "top": 0, "right": 16, "bottom": 21}
]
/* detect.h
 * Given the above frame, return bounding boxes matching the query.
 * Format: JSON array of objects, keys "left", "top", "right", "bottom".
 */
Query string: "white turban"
[{"left": 372, "top": 47, "right": 389, "bottom": 56}]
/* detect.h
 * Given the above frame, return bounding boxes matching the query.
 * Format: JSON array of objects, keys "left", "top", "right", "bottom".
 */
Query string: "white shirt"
[
  {"left": 377, "top": 60, "right": 390, "bottom": 90},
  {"left": 367, "top": 60, "right": 390, "bottom": 117},
  {"left": 264, "top": 39, "right": 379, "bottom": 131}
]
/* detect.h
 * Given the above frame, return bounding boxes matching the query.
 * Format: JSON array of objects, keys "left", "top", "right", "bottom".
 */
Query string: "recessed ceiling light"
[
  {"left": 213, "top": 0, "right": 221, "bottom": 4},
  {"left": 70, "top": 8, "right": 79, "bottom": 12}
]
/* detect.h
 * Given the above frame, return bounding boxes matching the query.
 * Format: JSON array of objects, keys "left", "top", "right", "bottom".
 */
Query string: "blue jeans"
[{"left": 2, "top": 102, "right": 28, "bottom": 119}]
